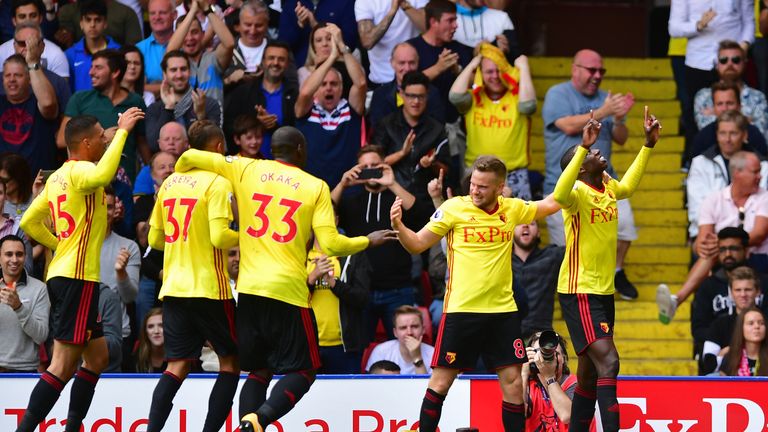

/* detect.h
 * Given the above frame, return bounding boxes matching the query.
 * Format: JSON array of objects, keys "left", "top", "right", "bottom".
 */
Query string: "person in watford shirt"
[
  {"left": 390, "top": 155, "right": 562, "bottom": 432},
  {"left": 553, "top": 108, "right": 660, "bottom": 432},
  {"left": 174, "top": 125, "right": 397, "bottom": 432},
  {"left": 449, "top": 42, "right": 537, "bottom": 200},
  {"left": 16, "top": 108, "right": 144, "bottom": 432},
  {"left": 145, "top": 120, "right": 239, "bottom": 432}
]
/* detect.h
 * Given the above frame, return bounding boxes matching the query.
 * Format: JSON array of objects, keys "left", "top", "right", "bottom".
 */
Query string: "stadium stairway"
[{"left": 526, "top": 57, "right": 696, "bottom": 375}]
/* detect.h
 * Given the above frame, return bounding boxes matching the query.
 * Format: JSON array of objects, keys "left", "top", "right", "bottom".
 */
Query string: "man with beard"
[
  {"left": 512, "top": 220, "right": 564, "bottom": 339},
  {"left": 224, "top": 41, "right": 296, "bottom": 158},
  {"left": 694, "top": 40, "right": 768, "bottom": 138},
  {"left": 689, "top": 227, "right": 768, "bottom": 363},
  {"left": 166, "top": 0, "right": 235, "bottom": 108},
  {"left": 58, "top": 49, "right": 149, "bottom": 181},
  {"left": 145, "top": 50, "right": 221, "bottom": 147}
]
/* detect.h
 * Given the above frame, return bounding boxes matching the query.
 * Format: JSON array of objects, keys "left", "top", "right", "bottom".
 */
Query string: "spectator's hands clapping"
[
  {"left": 117, "top": 107, "right": 145, "bottom": 133},
  {"left": 436, "top": 48, "right": 460, "bottom": 74},
  {"left": 192, "top": 89, "right": 207, "bottom": 120},
  {"left": 160, "top": 80, "right": 178, "bottom": 109},
  {"left": 0, "top": 286, "right": 21, "bottom": 310},
  {"left": 600, "top": 92, "right": 626, "bottom": 118},
  {"left": 255, "top": 105, "right": 278, "bottom": 130},
  {"left": 697, "top": 9, "right": 716, "bottom": 32},
  {"left": 295, "top": 2, "right": 317, "bottom": 29}
]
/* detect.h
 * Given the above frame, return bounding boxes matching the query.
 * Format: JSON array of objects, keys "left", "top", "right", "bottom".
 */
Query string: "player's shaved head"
[
  {"left": 188, "top": 120, "right": 224, "bottom": 152},
  {"left": 65, "top": 115, "right": 100, "bottom": 149},
  {"left": 560, "top": 145, "right": 581, "bottom": 171},
  {"left": 271, "top": 126, "right": 306, "bottom": 165}
]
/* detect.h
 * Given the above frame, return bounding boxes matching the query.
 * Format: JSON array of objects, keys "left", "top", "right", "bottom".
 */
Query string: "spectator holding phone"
[{"left": 331, "top": 146, "right": 428, "bottom": 341}]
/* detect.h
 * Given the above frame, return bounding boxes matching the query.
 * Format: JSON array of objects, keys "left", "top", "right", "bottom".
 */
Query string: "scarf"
[
  {"left": 472, "top": 42, "right": 519, "bottom": 106},
  {"left": 738, "top": 348, "right": 755, "bottom": 376}
]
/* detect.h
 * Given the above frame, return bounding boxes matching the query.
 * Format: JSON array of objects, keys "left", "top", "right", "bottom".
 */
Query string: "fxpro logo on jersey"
[
  {"left": 462, "top": 226, "right": 513, "bottom": 243},
  {"left": 589, "top": 205, "right": 618, "bottom": 225}
]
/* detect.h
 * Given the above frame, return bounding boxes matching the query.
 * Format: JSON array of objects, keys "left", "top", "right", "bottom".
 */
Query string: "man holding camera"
[{"left": 332, "top": 145, "right": 427, "bottom": 341}]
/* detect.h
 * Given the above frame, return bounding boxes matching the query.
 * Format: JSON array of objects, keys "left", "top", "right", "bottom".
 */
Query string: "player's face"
[
  {"left": 716, "top": 48, "right": 745, "bottom": 81},
  {"left": 401, "top": 84, "right": 427, "bottom": 119},
  {"left": 145, "top": 314, "right": 164, "bottom": 347},
  {"left": 394, "top": 313, "right": 424, "bottom": 342},
  {"left": 0, "top": 240, "right": 24, "bottom": 279},
  {"left": 582, "top": 148, "right": 608, "bottom": 174},
  {"left": 513, "top": 221, "right": 539, "bottom": 249},
  {"left": 481, "top": 58, "right": 506, "bottom": 96},
  {"left": 469, "top": 170, "right": 503, "bottom": 211},
  {"left": 716, "top": 121, "right": 746, "bottom": 158},
  {"left": 315, "top": 69, "right": 343, "bottom": 112},
  {"left": 718, "top": 238, "right": 746, "bottom": 270},
  {"left": 234, "top": 129, "right": 263, "bottom": 158},
  {"left": 151, "top": 153, "right": 176, "bottom": 184},
  {"left": 743, "top": 310, "right": 766, "bottom": 344},
  {"left": 712, "top": 89, "right": 740, "bottom": 117},
  {"left": 227, "top": 247, "right": 239, "bottom": 280},
  {"left": 731, "top": 279, "right": 758, "bottom": 311},
  {"left": 391, "top": 44, "right": 418, "bottom": 85},
  {"left": 163, "top": 57, "right": 190, "bottom": 94}
]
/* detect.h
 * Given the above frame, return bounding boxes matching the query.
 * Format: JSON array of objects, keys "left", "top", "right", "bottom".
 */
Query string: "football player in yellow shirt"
[
  {"left": 390, "top": 155, "right": 561, "bottom": 432},
  {"left": 16, "top": 108, "right": 144, "bottom": 432},
  {"left": 145, "top": 120, "right": 239, "bottom": 432},
  {"left": 553, "top": 108, "right": 660, "bottom": 432},
  {"left": 174, "top": 126, "right": 396, "bottom": 432}
]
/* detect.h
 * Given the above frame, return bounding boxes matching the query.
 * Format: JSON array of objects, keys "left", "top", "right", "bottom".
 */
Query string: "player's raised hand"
[
  {"left": 643, "top": 105, "right": 662, "bottom": 148},
  {"left": 581, "top": 110, "right": 601, "bottom": 149},
  {"left": 367, "top": 229, "right": 399, "bottom": 247},
  {"left": 117, "top": 107, "right": 145, "bottom": 133}
]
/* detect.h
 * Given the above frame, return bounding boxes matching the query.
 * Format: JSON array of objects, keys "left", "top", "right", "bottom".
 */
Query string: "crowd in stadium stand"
[{"left": 0, "top": 0, "right": 767, "bottom": 414}]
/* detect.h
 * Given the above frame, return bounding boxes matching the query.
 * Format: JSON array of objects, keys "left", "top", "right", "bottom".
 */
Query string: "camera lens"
[{"left": 538, "top": 330, "right": 559, "bottom": 362}]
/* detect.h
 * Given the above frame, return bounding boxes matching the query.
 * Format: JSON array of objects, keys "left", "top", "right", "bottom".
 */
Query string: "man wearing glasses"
[
  {"left": 541, "top": 48, "right": 639, "bottom": 300},
  {"left": 693, "top": 40, "right": 768, "bottom": 139}
]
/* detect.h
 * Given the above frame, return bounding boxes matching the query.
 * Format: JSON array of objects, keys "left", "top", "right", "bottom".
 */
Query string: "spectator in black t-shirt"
[{"left": 331, "top": 145, "right": 426, "bottom": 341}]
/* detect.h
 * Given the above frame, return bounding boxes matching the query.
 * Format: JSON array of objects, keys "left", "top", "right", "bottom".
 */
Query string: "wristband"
[{"left": 27, "top": 63, "right": 40, "bottom": 71}]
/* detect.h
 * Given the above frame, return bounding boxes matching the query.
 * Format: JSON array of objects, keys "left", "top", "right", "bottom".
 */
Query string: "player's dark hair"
[
  {"left": 65, "top": 115, "right": 100, "bottom": 149},
  {"left": 0, "top": 153, "right": 32, "bottom": 203},
  {"left": 188, "top": 120, "right": 225, "bottom": 151},
  {"left": 161, "top": 49, "right": 190, "bottom": 72},
  {"left": 710, "top": 80, "right": 740, "bottom": 103},
  {"left": 0, "top": 234, "right": 25, "bottom": 251},
  {"left": 729, "top": 266, "right": 760, "bottom": 291},
  {"left": 425, "top": 0, "right": 456, "bottom": 30},
  {"left": 472, "top": 155, "right": 507, "bottom": 182},
  {"left": 718, "top": 227, "right": 750, "bottom": 247},
  {"left": 401, "top": 71, "right": 430, "bottom": 91},
  {"left": 368, "top": 360, "right": 401, "bottom": 374},
  {"left": 233, "top": 114, "right": 263, "bottom": 138},
  {"left": 358, "top": 144, "right": 385, "bottom": 160},
  {"left": 80, "top": 0, "right": 107, "bottom": 18},
  {"left": 11, "top": 0, "right": 44, "bottom": 17},
  {"left": 93, "top": 49, "right": 127, "bottom": 82},
  {"left": 560, "top": 145, "right": 581, "bottom": 171}
]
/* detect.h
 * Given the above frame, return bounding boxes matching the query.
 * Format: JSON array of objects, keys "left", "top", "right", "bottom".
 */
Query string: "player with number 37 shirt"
[{"left": 175, "top": 126, "right": 397, "bottom": 431}]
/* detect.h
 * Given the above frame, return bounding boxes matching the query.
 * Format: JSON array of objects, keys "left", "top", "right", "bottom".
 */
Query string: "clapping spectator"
[
  {"left": 0, "top": 234, "right": 49, "bottom": 373},
  {"left": 279, "top": 0, "right": 358, "bottom": 67},
  {"left": 365, "top": 305, "right": 434, "bottom": 374},
  {"left": 298, "top": 22, "right": 365, "bottom": 100},
  {"left": 720, "top": 306, "right": 768, "bottom": 376},
  {"left": 135, "top": 308, "right": 166, "bottom": 373}
]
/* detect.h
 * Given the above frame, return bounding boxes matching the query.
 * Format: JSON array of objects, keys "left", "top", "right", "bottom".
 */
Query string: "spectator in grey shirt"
[{"left": 0, "top": 234, "right": 49, "bottom": 372}]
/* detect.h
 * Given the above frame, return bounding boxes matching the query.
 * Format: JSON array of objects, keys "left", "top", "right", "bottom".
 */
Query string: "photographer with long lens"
[{"left": 522, "top": 330, "right": 582, "bottom": 432}]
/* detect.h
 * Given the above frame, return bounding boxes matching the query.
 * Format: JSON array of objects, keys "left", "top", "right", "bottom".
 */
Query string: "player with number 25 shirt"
[{"left": 174, "top": 126, "right": 397, "bottom": 432}]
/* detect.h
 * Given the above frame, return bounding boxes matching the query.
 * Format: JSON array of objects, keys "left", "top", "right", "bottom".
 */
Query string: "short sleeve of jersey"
[
  {"left": 507, "top": 197, "right": 537, "bottom": 225},
  {"left": 206, "top": 176, "right": 233, "bottom": 221},
  {"left": 311, "top": 182, "right": 337, "bottom": 231},
  {"left": 425, "top": 198, "right": 459, "bottom": 237}
]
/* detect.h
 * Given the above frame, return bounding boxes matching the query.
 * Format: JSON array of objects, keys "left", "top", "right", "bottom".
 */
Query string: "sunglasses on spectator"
[
  {"left": 718, "top": 56, "right": 742, "bottom": 65},
  {"left": 575, "top": 64, "right": 606, "bottom": 76}
]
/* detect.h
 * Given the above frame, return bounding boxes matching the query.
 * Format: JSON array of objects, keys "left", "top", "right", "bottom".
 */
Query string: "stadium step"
[{"left": 529, "top": 56, "right": 691, "bottom": 375}]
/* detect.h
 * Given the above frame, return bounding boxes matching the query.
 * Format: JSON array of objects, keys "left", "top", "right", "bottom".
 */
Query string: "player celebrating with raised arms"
[
  {"left": 553, "top": 108, "right": 660, "bottom": 432},
  {"left": 145, "top": 120, "right": 240, "bottom": 432},
  {"left": 390, "top": 156, "right": 562, "bottom": 432},
  {"left": 173, "top": 126, "right": 397, "bottom": 432},
  {"left": 16, "top": 108, "right": 144, "bottom": 432}
]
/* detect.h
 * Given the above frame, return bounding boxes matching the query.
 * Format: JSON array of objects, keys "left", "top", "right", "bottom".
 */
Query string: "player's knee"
[
  {"left": 83, "top": 353, "right": 109, "bottom": 374},
  {"left": 218, "top": 356, "right": 239, "bottom": 373},
  {"left": 596, "top": 352, "right": 620, "bottom": 377}
]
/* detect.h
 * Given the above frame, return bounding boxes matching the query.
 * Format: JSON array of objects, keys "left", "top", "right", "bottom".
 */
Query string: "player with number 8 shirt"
[
  {"left": 16, "top": 108, "right": 144, "bottom": 432},
  {"left": 174, "top": 125, "right": 397, "bottom": 432}
]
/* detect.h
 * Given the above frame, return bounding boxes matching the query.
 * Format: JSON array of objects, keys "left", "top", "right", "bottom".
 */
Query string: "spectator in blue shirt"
[
  {"left": 137, "top": 0, "right": 177, "bottom": 95},
  {"left": 65, "top": 0, "right": 120, "bottom": 93}
]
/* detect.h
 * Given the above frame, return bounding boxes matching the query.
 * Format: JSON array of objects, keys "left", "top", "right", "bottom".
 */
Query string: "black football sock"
[
  {"left": 501, "top": 401, "right": 525, "bottom": 431},
  {"left": 64, "top": 367, "right": 100, "bottom": 432},
  {"left": 147, "top": 371, "right": 183, "bottom": 432},
  {"left": 418, "top": 388, "right": 446, "bottom": 432},
  {"left": 16, "top": 371, "right": 65, "bottom": 432},
  {"left": 597, "top": 377, "right": 619, "bottom": 432},
  {"left": 568, "top": 385, "right": 597, "bottom": 432},
  {"left": 239, "top": 372, "right": 270, "bottom": 420},
  {"left": 256, "top": 371, "right": 314, "bottom": 427},
  {"left": 202, "top": 371, "right": 239, "bottom": 432}
]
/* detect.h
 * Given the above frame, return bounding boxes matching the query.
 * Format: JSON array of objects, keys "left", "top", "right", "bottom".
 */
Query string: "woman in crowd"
[
  {"left": 121, "top": 45, "right": 156, "bottom": 106},
  {"left": 297, "top": 22, "right": 364, "bottom": 98},
  {"left": 721, "top": 307, "right": 768, "bottom": 377},
  {"left": 135, "top": 308, "right": 166, "bottom": 373}
]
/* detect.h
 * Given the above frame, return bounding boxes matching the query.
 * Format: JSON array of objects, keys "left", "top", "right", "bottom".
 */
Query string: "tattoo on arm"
[{"left": 358, "top": 18, "right": 395, "bottom": 50}]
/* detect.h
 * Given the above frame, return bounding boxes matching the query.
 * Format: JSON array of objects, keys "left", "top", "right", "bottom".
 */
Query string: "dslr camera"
[{"left": 529, "top": 330, "right": 559, "bottom": 376}]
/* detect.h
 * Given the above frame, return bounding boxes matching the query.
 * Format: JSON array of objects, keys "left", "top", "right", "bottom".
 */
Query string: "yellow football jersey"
[
  {"left": 426, "top": 195, "right": 537, "bottom": 313},
  {"left": 150, "top": 169, "right": 234, "bottom": 300}
]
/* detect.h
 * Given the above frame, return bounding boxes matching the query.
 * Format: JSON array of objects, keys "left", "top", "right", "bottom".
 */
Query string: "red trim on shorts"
[
  {"left": 430, "top": 313, "right": 448, "bottom": 368},
  {"left": 577, "top": 294, "right": 595, "bottom": 346},
  {"left": 74, "top": 281, "right": 94, "bottom": 344},
  {"left": 300, "top": 308, "right": 321, "bottom": 369}
]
